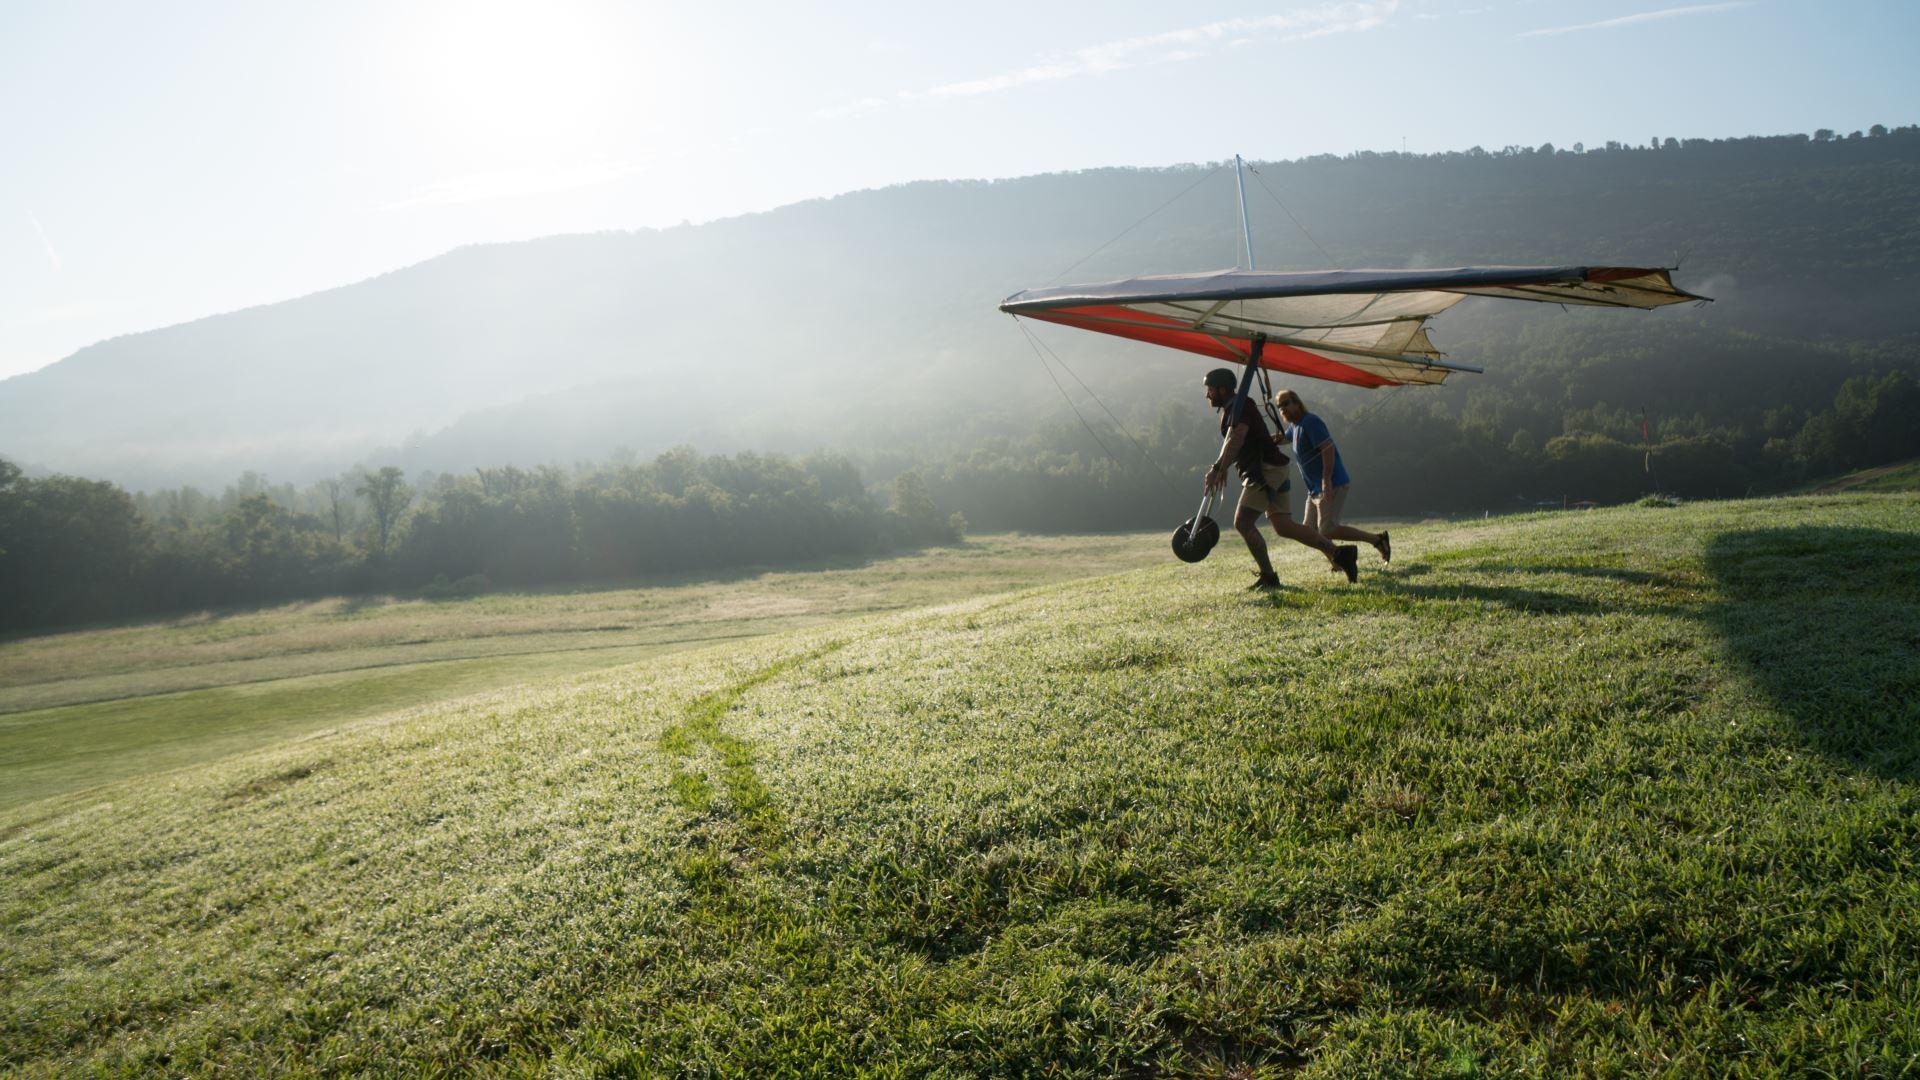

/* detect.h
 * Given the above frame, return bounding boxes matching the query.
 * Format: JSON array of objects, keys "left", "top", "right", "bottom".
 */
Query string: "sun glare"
[{"left": 401, "top": 0, "right": 631, "bottom": 154}]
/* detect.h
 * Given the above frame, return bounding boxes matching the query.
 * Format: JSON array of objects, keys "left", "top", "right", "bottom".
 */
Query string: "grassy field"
[
  {"left": 2, "top": 494, "right": 1917, "bottom": 1075},
  {"left": 0, "top": 533, "right": 1163, "bottom": 811},
  {"left": 1809, "top": 458, "right": 1920, "bottom": 495},
  {"left": 1846, "top": 460, "right": 1920, "bottom": 493}
]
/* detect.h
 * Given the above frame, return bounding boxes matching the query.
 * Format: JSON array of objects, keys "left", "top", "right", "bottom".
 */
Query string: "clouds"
[
  {"left": 1519, "top": 2, "right": 1750, "bottom": 39},
  {"left": 924, "top": 3, "right": 1400, "bottom": 99},
  {"left": 28, "top": 213, "right": 61, "bottom": 272},
  {"left": 809, "top": 1, "right": 1400, "bottom": 119}
]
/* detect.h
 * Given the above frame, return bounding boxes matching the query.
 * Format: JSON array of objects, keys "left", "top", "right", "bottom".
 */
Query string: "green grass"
[
  {"left": 2, "top": 495, "right": 1916, "bottom": 1075},
  {"left": 0, "top": 533, "right": 1164, "bottom": 811},
  {"left": 1807, "top": 458, "right": 1920, "bottom": 494},
  {"left": 1848, "top": 460, "right": 1920, "bottom": 492}
]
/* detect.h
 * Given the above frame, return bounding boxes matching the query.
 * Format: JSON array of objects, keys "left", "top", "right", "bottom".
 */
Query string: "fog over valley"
[{"left": 6, "top": 130, "right": 1915, "bottom": 491}]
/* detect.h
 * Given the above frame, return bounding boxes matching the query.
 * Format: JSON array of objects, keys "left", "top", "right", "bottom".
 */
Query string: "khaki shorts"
[
  {"left": 1304, "top": 484, "right": 1348, "bottom": 532},
  {"left": 1237, "top": 462, "right": 1292, "bottom": 515}
]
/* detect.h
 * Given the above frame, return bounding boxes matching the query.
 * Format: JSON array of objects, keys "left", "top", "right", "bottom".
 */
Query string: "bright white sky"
[{"left": 3, "top": 0, "right": 1915, "bottom": 380}]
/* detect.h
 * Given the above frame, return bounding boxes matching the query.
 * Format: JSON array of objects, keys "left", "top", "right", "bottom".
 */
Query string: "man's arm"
[
  {"left": 1315, "top": 436, "right": 1337, "bottom": 493},
  {"left": 1206, "top": 423, "right": 1248, "bottom": 492}
]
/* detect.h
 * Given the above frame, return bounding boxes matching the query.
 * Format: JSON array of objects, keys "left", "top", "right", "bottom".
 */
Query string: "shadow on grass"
[
  {"left": 1705, "top": 526, "right": 1920, "bottom": 779},
  {"left": 1376, "top": 564, "right": 1693, "bottom": 615},
  {"left": 1504, "top": 564, "right": 1687, "bottom": 589},
  {"left": 1268, "top": 526, "right": 1918, "bottom": 777},
  {"left": 1360, "top": 577, "right": 1688, "bottom": 618}
]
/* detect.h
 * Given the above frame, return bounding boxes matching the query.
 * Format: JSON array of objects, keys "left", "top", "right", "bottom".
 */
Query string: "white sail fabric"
[{"left": 1000, "top": 266, "right": 1706, "bottom": 387}]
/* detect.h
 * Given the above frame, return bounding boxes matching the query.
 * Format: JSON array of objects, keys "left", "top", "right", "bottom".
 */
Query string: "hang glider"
[{"left": 1000, "top": 265, "right": 1708, "bottom": 388}]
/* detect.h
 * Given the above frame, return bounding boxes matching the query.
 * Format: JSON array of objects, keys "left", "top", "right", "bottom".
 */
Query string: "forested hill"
[{"left": 3, "top": 128, "right": 1916, "bottom": 489}]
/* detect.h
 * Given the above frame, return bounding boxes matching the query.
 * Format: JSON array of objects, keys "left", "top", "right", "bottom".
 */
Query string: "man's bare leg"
[
  {"left": 1236, "top": 506, "right": 1278, "bottom": 582},
  {"left": 1269, "top": 509, "right": 1343, "bottom": 569},
  {"left": 1324, "top": 522, "right": 1383, "bottom": 548},
  {"left": 1307, "top": 489, "right": 1388, "bottom": 561}
]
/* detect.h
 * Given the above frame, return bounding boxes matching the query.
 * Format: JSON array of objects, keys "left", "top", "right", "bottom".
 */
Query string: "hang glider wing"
[{"left": 1000, "top": 266, "right": 1707, "bottom": 388}]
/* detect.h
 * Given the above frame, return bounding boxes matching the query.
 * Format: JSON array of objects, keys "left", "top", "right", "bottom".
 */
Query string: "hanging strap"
[
  {"left": 1256, "top": 365, "right": 1290, "bottom": 462},
  {"left": 1248, "top": 340, "right": 1291, "bottom": 467},
  {"left": 1225, "top": 337, "right": 1263, "bottom": 429}
]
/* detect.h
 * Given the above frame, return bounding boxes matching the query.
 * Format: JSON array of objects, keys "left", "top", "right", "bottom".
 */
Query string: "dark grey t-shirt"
[{"left": 1219, "top": 399, "right": 1288, "bottom": 478}]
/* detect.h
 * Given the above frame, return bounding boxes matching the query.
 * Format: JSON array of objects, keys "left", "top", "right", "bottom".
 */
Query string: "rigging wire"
[
  {"left": 1254, "top": 364, "right": 1287, "bottom": 435},
  {"left": 1245, "top": 162, "right": 1344, "bottom": 270},
  {"left": 1013, "top": 318, "right": 1188, "bottom": 501},
  {"left": 1343, "top": 382, "right": 1410, "bottom": 430},
  {"left": 1244, "top": 160, "right": 1456, "bottom": 421},
  {"left": 1028, "top": 155, "right": 1432, "bottom": 488},
  {"left": 1015, "top": 318, "right": 1124, "bottom": 465},
  {"left": 1023, "top": 320, "right": 1187, "bottom": 497},
  {"left": 1047, "top": 164, "right": 1228, "bottom": 285}
]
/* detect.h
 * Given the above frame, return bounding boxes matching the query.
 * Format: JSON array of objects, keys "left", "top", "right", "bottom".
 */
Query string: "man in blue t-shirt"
[{"left": 1274, "top": 388, "right": 1392, "bottom": 567}]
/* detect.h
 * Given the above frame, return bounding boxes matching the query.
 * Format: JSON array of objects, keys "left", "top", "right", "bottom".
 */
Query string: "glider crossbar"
[
  {"left": 1155, "top": 300, "right": 1444, "bottom": 333},
  {"left": 1025, "top": 307, "right": 1480, "bottom": 372}
]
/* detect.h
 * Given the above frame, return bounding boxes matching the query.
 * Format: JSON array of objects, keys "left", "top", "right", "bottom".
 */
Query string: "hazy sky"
[{"left": 3, "top": 0, "right": 1915, "bottom": 380}]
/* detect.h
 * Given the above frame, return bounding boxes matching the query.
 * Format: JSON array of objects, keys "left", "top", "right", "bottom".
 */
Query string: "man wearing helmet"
[{"left": 1202, "top": 367, "right": 1358, "bottom": 589}]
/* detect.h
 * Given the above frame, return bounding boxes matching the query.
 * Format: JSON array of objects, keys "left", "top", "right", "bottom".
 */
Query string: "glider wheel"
[{"left": 1171, "top": 515, "right": 1220, "bottom": 563}]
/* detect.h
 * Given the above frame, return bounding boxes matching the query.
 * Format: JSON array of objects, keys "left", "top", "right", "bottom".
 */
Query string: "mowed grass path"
[
  {"left": 0, "top": 533, "right": 1163, "bottom": 810},
  {"left": 1811, "top": 457, "right": 1920, "bottom": 495},
  {"left": 3, "top": 495, "right": 1916, "bottom": 1075}
]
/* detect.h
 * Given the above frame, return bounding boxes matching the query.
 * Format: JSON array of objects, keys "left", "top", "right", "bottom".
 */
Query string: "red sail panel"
[{"left": 1021, "top": 305, "right": 1398, "bottom": 389}]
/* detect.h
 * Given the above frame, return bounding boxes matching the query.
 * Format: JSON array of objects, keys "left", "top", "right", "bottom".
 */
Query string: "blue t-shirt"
[{"left": 1287, "top": 412, "right": 1350, "bottom": 495}]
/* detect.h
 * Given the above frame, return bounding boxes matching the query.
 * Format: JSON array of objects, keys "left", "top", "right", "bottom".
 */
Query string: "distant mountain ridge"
[{"left": 4, "top": 129, "right": 1915, "bottom": 488}]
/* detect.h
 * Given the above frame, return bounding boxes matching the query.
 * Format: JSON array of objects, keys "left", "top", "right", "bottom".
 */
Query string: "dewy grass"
[
  {"left": 0, "top": 645, "right": 675, "bottom": 811},
  {"left": 1850, "top": 460, "right": 1920, "bottom": 493},
  {"left": 659, "top": 640, "right": 848, "bottom": 847},
  {"left": 0, "top": 533, "right": 1165, "bottom": 810},
  {"left": 0, "top": 532, "right": 1159, "bottom": 699},
  {"left": 1, "top": 494, "right": 1916, "bottom": 1075}
]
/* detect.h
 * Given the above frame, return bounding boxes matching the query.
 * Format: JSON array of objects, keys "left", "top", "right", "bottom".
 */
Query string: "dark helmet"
[{"left": 1203, "top": 367, "right": 1237, "bottom": 390}]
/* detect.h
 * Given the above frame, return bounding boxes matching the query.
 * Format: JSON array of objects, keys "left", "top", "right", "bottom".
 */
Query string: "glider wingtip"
[{"left": 1659, "top": 266, "right": 1713, "bottom": 304}]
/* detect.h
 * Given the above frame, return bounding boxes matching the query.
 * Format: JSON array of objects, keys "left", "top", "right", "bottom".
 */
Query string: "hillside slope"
[
  {"left": 3, "top": 495, "right": 1916, "bottom": 1074},
  {"left": 3, "top": 131, "right": 1916, "bottom": 487},
  {"left": 0, "top": 533, "right": 1164, "bottom": 812},
  {"left": 1812, "top": 458, "right": 1920, "bottom": 494}
]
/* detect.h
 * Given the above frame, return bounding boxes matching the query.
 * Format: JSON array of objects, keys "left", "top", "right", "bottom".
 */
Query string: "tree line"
[
  {"left": 7, "top": 126, "right": 1918, "bottom": 631},
  {"left": 0, "top": 451, "right": 960, "bottom": 634},
  {"left": 912, "top": 365, "right": 1920, "bottom": 531},
  {"left": 3, "top": 363, "right": 1912, "bottom": 634}
]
